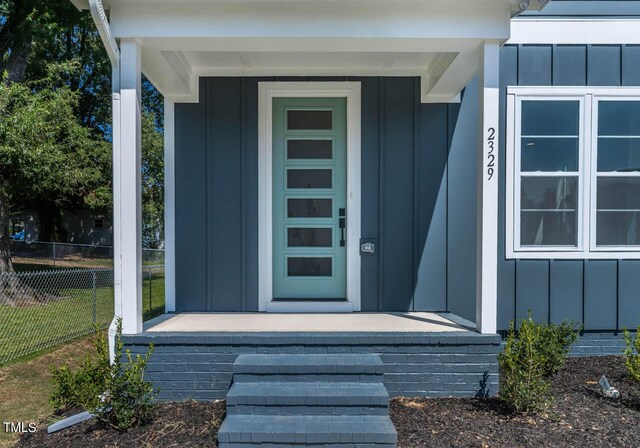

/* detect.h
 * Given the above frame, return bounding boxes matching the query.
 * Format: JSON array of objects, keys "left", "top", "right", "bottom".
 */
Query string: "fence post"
[
  {"left": 148, "top": 269, "right": 152, "bottom": 314},
  {"left": 92, "top": 270, "right": 97, "bottom": 329},
  {"left": 52, "top": 242, "right": 56, "bottom": 267}
]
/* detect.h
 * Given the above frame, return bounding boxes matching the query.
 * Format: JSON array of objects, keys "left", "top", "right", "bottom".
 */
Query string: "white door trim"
[{"left": 258, "top": 81, "right": 362, "bottom": 312}]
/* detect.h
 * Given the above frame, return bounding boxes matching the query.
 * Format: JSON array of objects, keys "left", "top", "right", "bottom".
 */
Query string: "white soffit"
[{"left": 152, "top": 48, "right": 476, "bottom": 103}]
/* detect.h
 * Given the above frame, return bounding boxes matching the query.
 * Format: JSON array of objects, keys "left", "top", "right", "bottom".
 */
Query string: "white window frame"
[{"left": 507, "top": 86, "right": 640, "bottom": 260}]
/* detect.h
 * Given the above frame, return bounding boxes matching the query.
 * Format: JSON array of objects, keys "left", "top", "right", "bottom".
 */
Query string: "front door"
[{"left": 272, "top": 97, "right": 347, "bottom": 300}]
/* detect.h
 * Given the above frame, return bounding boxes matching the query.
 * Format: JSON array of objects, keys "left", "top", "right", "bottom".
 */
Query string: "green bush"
[
  {"left": 623, "top": 326, "right": 640, "bottom": 383},
  {"left": 498, "top": 313, "right": 579, "bottom": 414},
  {"left": 50, "top": 330, "right": 110, "bottom": 412},
  {"left": 99, "top": 318, "right": 159, "bottom": 430},
  {"left": 49, "top": 318, "right": 159, "bottom": 430}
]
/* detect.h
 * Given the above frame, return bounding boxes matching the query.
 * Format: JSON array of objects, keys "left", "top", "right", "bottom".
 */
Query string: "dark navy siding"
[
  {"left": 175, "top": 77, "right": 457, "bottom": 312},
  {"left": 446, "top": 83, "right": 477, "bottom": 322},
  {"left": 521, "top": 1, "right": 640, "bottom": 17},
  {"left": 175, "top": 79, "right": 208, "bottom": 311},
  {"left": 497, "top": 44, "right": 640, "bottom": 331}
]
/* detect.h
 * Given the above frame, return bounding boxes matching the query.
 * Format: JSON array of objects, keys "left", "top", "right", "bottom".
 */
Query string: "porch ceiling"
[
  {"left": 146, "top": 312, "right": 473, "bottom": 333},
  {"left": 71, "top": 0, "right": 549, "bottom": 103}
]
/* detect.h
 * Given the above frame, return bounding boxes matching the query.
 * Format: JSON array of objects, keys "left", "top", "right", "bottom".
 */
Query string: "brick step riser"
[
  {"left": 233, "top": 373, "right": 383, "bottom": 383},
  {"left": 226, "top": 405, "right": 389, "bottom": 416}
]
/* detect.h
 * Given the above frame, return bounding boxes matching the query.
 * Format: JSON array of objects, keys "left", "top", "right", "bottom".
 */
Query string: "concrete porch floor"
[{"left": 145, "top": 312, "right": 474, "bottom": 333}]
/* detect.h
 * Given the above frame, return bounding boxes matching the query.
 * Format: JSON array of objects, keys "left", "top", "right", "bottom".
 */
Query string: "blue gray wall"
[
  {"left": 497, "top": 44, "right": 640, "bottom": 331},
  {"left": 522, "top": 1, "right": 640, "bottom": 17},
  {"left": 175, "top": 77, "right": 463, "bottom": 312},
  {"left": 174, "top": 47, "right": 640, "bottom": 331}
]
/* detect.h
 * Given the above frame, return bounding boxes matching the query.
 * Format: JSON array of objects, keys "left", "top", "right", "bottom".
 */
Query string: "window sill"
[{"left": 507, "top": 249, "right": 640, "bottom": 260}]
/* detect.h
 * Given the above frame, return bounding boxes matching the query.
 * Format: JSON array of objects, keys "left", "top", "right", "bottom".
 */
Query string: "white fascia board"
[
  {"left": 109, "top": 3, "right": 511, "bottom": 41},
  {"left": 141, "top": 37, "right": 494, "bottom": 54},
  {"left": 509, "top": 18, "right": 640, "bottom": 45}
]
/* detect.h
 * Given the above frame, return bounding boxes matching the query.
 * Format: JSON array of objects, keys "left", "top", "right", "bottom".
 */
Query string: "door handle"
[{"left": 339, "top": 208, "right": 346, "bottom": 247}]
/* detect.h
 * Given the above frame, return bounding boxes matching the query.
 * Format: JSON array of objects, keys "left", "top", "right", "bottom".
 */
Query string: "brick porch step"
[
  {"left": 217, "top": 415, "right": 397, "bottom": 447},
  {"left": 218, "top": 353, "right": 397, "bottom": 447}
]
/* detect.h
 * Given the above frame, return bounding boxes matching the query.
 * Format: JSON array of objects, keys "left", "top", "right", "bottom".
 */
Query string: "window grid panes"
[
  {"left": 508, "top": 90, "right": 640, "bottom": 258},
  {"left": 595, "top": 100, "right": 640, "bottom": 247},
  {"left": 517, "top": 100, "right": 581, "bottom": 248}
]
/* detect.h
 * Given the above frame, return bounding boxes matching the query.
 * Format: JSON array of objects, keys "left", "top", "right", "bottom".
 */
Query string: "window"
[{"left": 507, "top": 87, "right": 640, "bottom": 259}]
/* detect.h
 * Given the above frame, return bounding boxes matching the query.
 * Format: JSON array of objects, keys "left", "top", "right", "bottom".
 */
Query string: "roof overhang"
[{"left": 71, "top": 0, "right": 546, "bottom": 102}]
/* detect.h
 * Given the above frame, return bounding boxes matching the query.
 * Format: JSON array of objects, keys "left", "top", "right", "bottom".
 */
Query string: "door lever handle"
[{"left": 339, "top": 208, "right": 346, "bottom": 247}]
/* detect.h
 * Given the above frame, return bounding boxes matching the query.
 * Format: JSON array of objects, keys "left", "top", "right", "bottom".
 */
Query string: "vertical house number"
[{"left": 486, "top": 127, "right": 496, "bottom": 181}]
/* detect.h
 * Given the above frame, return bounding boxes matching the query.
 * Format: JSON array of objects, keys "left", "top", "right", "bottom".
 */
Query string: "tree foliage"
[
  {"left": 0, "top": 0, "right": 166, "bottom": 268},
  {"left": 0, "top": 63, "right": 111, "bottom": 209}
]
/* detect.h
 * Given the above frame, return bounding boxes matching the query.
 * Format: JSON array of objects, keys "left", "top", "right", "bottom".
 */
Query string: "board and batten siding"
[
  {"left": 175, "top": 77, "right": 467, "bottom": 313},
  {"left": 497, "top": 44, "right": 640, "bottom": 331}
]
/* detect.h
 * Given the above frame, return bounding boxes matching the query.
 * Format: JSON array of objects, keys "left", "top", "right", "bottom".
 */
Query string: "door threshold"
[{"left": 266, "top": 301, "right": 354, "bottom": 313}]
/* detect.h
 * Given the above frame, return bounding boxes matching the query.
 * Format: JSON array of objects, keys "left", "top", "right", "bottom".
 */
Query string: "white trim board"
[
  {"left": 509, "top": 18, "right": 640, "bottom": 45},
  {"left": 164, "top": 98, "right": 176, "bottom": 313},
  {"left": 258, "top": 82, "right": 362, "bottom": 312}
]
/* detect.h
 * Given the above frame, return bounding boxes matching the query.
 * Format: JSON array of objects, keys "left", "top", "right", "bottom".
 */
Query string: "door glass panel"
[
  {"left": 287, "top": 169, "right": 332, "bottom": 189},
  {"left": 287, "top": 110, "right": 332, "bottom": 130},
  {"left": 596, "top": 177, "right": 640, "bottom": 246},
  {"left": 287, "top": 139, "right": 332, "bottom": 159},
  {"left": 287, "top": 257, "right": 332, "bottom": 277},
  {"left": 287, "top": 228, "right": 332, "bottom": 247},
  {"left": 520, "top": 176, "right": 578, "bottom": 246},
  {"left": 287, "top": 198, "right": 332, "bottom": 218}
]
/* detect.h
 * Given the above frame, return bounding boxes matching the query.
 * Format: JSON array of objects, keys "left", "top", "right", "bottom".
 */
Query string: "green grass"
[
  {"left": 0, "top": 265, "right": 165, "bottom": 365},
  {"left": 143, "top": 270, "right": 165, "bottom": 321},
  {"left": 0, "top": 336, "right": 97, "bottom": 448}
]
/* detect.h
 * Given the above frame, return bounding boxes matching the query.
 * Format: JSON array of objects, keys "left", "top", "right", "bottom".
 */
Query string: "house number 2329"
[{"left": 486, "top": 127, "right": 496, "bottom": 181}]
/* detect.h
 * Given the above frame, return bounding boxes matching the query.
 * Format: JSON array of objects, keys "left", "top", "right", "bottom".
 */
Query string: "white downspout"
[{"left": 89, "top": 0, "right": 121, "bottom": 362}]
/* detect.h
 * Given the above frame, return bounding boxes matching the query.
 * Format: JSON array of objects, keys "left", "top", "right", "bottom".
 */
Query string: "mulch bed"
[
  {"left": 15, "top": 357, "right": 639, "bottom": 447},
  {"left": 16, "top": 400, "right": 225, "bottom": 448},
  {"left": 391, "top": 356, "right": 640, "bottom": 447}
]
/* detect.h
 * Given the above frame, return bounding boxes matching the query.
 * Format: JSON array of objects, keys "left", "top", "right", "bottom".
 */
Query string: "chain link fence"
[
  {"left": 0, "top": 268, "right": 114, "bottom": 364},
  {"left": 10, "top": 240, "right": 164, "bottom": 269},
  {"left": 0, "top": 242, "right": 166, "bottom": 365}
]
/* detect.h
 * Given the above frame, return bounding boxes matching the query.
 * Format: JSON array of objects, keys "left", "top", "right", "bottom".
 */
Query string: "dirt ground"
[
  {"left": 15, "top": 401, "right": 225, "bottom": 448},
  {"left": 391, "top": 356, "right": 640, "bottom": 448},
  {"left": 10, "top": 356, "right": 640, "bottom": 448}
]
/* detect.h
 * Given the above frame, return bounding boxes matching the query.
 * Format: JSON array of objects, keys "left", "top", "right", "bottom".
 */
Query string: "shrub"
[
  {"left": 50, "top": 330, "right": 110, "bottom": 412},
  {"left": 498, "top": 313, "right": 579, "bottom": 414},
  {"left": 98, "top": 318, "right": 159, "bottom": 430},
  {"left": 49, "top": 318, "right": 159, "bottom": 431},
  {"left": 623, "top": 326, "right": 640, "bottom": 383}
]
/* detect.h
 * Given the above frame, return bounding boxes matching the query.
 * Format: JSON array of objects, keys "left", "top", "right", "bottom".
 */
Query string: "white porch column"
[
  {"left": 475, "top": 41, "right": 500, "bottom": 334},
  {"left": 117, "top": 39, "right": 143, "bottom": 334},
  {"left": 164, "top": 98, "right": 176, "bottom": 312}
]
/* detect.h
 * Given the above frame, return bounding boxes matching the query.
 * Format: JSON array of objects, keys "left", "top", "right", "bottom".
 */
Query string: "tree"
[
  {"left": 0, "top": 65, "right": 111, "bottom": 271},
  {"left": 141, "top": 110, "right": 164, "bottom": 248},
  {"left": 0, "top": 2, "right": 166, "bottom": 270}
]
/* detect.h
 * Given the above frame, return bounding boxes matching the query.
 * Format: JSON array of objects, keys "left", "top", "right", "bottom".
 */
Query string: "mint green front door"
[{"left": 272, "top": 97, "right": 347, "bottom": 300}]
